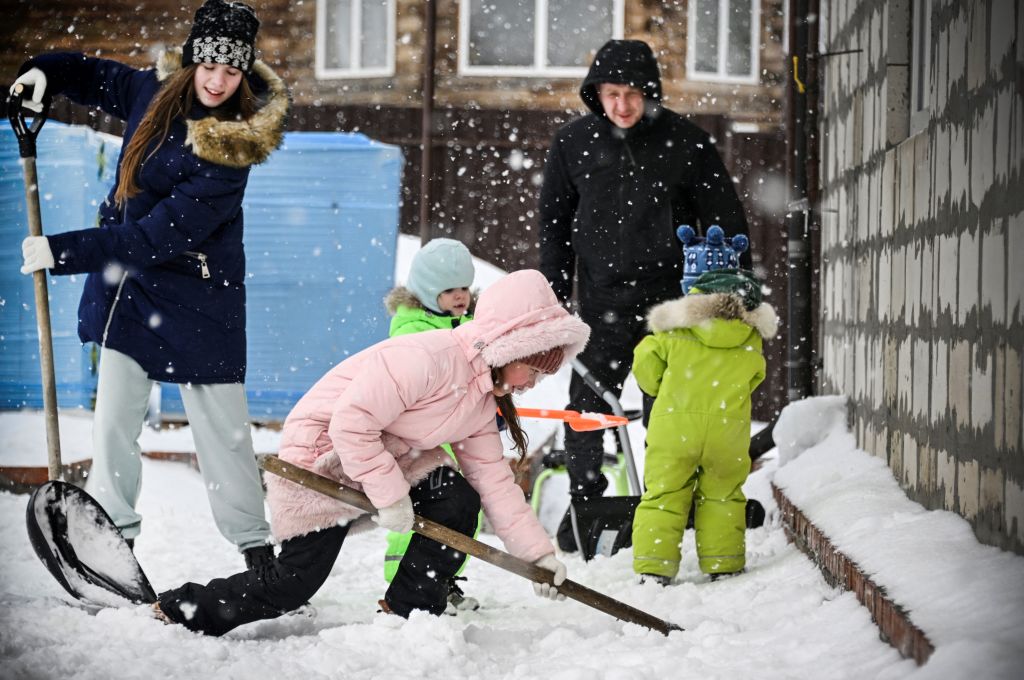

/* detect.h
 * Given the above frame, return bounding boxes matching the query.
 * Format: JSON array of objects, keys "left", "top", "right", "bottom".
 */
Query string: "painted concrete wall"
[{"left": 818, "top": 0, "right": 1023, "bottom": 554}]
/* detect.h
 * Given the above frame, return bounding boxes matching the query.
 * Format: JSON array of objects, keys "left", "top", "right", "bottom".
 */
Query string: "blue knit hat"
[
  {"left": 677, "top": 224, "right": 749, "bottom": 294},
  {"left": 407, "top": 238, "right": 475, "bottom": 314}
]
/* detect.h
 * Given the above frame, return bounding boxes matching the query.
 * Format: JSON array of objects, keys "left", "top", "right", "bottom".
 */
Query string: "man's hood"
[{"left": 580, "top": 39, "right": 663, "bottom": 120}]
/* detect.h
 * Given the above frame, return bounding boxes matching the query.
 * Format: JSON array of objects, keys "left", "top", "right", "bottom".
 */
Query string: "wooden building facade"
[{"left": 3, "top": 0, "right": 791, "bottom": 419}]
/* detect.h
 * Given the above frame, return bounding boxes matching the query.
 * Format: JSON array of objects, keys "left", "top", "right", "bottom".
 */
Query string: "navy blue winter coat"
[{"left": 22, "top": 51, "right": 288, "bottom": 383}]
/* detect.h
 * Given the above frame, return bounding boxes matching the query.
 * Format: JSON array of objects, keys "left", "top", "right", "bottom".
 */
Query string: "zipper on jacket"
[
  {"left": 101, "top": 271, "right": 129, "bottom": 348},
  {"left": 183, "top": 251, "right": 211, "bottom": 279}
]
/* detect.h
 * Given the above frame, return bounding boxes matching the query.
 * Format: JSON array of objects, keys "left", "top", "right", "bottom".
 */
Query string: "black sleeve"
[
  {"left": 538, "top": 135, "right": 578, "bottom": 302},
  {"left": 20, "top": 52, "right": 147, "bottom": 122}
]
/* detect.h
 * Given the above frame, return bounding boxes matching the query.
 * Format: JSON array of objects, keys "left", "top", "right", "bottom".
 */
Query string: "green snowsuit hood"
[{"left": 383, "top": 286, "right": 475, "bottom": 336}]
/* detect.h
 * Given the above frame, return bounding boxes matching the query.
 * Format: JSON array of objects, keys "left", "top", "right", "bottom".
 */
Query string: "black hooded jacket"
[{"left": 539, "top": 40, "right": 749, "bottom": 303}]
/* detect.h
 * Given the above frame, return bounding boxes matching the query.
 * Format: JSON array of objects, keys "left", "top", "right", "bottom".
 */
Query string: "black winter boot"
[
  {"left": 556, "top": 475, "right": 610, "bottom": 553},
  {"left": 556, "top": 508, "right": 578, "bottom": 552},
  {"left": 444, "top": 577, "right": 480, "bottom": 615},
  {"left": 243, "top": 545, "right": 275, "bottom": 571},
  {"left": 639, "top": 573, "right": 672, "bottom": 586}
]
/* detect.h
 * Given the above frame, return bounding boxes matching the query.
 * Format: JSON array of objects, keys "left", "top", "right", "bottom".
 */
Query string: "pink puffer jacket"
[{"left": 265, "top": 269, "right": 589, "bottom": 563}]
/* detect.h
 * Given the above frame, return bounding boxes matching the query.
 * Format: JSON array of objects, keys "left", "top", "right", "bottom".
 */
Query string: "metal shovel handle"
[
  {"left": 257, "top": 455, "right": 681, "bottom": 636},
  {"left": 9, "top": 85, "right": 61, "bottom": 480}
]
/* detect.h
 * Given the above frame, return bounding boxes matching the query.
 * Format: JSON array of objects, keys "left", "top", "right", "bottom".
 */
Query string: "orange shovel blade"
[{"left": 514, "top": 408, "right": 629, "bottom": 432}]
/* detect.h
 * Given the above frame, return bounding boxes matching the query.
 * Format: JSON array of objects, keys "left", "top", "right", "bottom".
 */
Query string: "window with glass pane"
[
  {"left": 689, "top": 0, "right": 757, "bottom": 82},
  {"left": 321, "top": 0, "right": 391, "bottom": 74},
  {"left": 464, "top": 0, "right": 619, "bottom": 72},
  {"left": 325, "top": 0, "right": 353, "bottom": 70},
  {"left": 547, "top": 0, "right": 613, "bottom": 68},
  {"left": 726, "top": 2, "right": 752, "bottom": 76},
  {"left": 468, "top": 0, "right": 535, "bottom": 67},
  {"left": 694, "top": 0, "right": 720, "bottom": 73}
]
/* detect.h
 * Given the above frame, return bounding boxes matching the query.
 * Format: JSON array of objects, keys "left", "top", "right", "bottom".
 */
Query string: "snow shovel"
[
  {"left": 26, "top": 480, "right": 158, "bottom": 607},
  {"left": 257, "top": 454, "right": 681, "bottom": 636},
  {"left": 8, "top": 84, "right": 61, "bottom": 481},
  {"left": 512, "top": 407, "right": 629, "bottom": 432}
]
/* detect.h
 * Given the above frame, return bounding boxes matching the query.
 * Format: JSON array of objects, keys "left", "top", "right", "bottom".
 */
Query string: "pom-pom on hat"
[
  {"left": 407, "top": 238, "right": 475, "bottom": 314},
  {"left": 518, "top": 346, "right": 565, "bottom": 375},
  {"left": 677, "top": 224, "right": 749, "bottom": 294},
  {"left": 182, "top": 0, "right": 261, "bottom": 74}
]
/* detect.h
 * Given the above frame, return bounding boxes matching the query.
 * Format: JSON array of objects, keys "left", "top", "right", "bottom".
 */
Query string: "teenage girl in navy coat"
[{"left": 12, "top": 0, "right": 288, "bottom": 568}]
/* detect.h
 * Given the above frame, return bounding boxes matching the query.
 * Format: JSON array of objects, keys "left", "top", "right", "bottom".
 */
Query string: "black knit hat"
[{"left": 182, "top": 0, "right": 260, "bottom": 73}]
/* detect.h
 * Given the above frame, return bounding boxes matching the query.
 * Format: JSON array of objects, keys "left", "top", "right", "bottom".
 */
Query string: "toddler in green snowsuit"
[
  {"left": 631, "top": 268, "right": 777, "bottom": 582},
  {"left": 381, "top": 238, "right": 480, "bottom": 611}
]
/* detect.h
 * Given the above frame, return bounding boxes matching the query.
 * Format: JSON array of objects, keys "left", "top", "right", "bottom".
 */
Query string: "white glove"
[
  {"left": 372, "top": 495, "right": 414, "bottom": 534},
  {"left": 21, "top": 236, "right": 54, "bottom": 274},
  {"left": 532, "top": 553, "right": 567, "bottom": 601},
  {"left": 10, "top": 68, "right": 47, "bottom": 113}
]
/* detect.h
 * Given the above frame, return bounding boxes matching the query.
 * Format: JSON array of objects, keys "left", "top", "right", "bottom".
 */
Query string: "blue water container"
[
  {"left": 0, "top": 122, "right": 119, "bottom": 410},
  {"left": 0, "top": 125, "right": 402, "bottom": 421}
]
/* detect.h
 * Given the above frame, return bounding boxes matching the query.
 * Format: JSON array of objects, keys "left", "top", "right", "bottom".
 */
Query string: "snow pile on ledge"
[{"left": 772, "top": 395, "right": 1024, "bottom": 678}]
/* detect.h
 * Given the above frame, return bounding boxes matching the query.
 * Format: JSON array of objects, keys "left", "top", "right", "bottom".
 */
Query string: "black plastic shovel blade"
[{"left": 26, "top": 481, "right": 157, "bottom": 606}]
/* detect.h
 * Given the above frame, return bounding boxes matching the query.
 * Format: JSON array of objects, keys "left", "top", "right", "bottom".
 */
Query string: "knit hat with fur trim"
[
  {"left": 183, "top": 0, "right": 260, "bottom": 73},
  {"left": 407, "top": 238, "right": 475, "bottom": 314},
  {"left": 518, "top": 346, "right": 565, "bottom": 375}
]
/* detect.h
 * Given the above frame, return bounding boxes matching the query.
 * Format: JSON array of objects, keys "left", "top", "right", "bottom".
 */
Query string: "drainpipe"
[
  {"left": 418, "top": 0, "right": 437, "bottom": 245},
  {"left": 785, "top": 0, "right": 816, "bottom": 402}
]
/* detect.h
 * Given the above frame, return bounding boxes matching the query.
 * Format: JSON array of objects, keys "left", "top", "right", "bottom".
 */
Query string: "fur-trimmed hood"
[
  {"left": 454, "top": 270, "right": 590, "bottom": 370},
  {"left": 155, "top": 48, "right": 288, "bottom": 167},
  {"left": 384, "top": 286, "right": 478, "bottom": 316},
  {"left": 647, "top": 293, "right": 778, "bottom": 340}
]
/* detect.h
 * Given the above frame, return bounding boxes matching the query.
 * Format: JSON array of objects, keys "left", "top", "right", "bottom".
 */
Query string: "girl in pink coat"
[{"left": 154, "top": 269, "right": 590, "bottom": 635}]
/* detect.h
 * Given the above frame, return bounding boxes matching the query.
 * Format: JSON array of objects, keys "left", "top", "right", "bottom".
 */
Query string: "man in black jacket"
[{"left": 538, "top": 39, "right": 750, "bottom": 551}]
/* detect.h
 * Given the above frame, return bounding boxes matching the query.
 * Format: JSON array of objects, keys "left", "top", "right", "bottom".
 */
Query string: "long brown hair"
[
  {"left": 114, "top": 64, "right": 258, "bottom": 207},
  {"left": 493, "top": 369, "right": 528, "bottom": 458}
]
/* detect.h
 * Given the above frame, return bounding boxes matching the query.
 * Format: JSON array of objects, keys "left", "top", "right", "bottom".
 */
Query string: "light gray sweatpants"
[{"left": 84, "top": 347, "right": 270, "bottom": 551}]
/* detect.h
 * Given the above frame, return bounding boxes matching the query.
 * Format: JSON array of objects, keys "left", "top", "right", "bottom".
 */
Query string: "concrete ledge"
[
  {"left": 772, "top": 482, "right": 935, "bottom": 665},
  {"left": 0, "top": 451, "right": 200, "bottom": 495}
]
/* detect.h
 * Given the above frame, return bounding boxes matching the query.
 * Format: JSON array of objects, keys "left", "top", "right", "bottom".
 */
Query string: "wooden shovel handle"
[{"left": 257, "top": 455, "right": 680, "bottom": 636}]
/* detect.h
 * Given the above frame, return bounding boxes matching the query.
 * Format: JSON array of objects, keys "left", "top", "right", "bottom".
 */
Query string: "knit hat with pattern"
[
  {"left": 518, "top": 346, "right": 565, "bottom": 375},
  {"left": 182, "top": 0, "right": 260, "bottom": 73}
]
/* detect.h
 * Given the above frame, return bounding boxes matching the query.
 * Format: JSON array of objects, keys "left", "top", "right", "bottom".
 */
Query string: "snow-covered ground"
[{"left": 1, "top": 236, "right": 1021, "bottom": 679}]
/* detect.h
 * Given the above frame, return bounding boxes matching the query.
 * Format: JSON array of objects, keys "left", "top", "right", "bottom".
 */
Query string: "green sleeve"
[
  {"left": 390, "top": 317, "right": 438, "bottom": 337},
  {"left": 632, "top": 334, "right": 667, "bottom": 397},
  {"left": 750, "top": 339, "right": 767, "bottom": 393}
]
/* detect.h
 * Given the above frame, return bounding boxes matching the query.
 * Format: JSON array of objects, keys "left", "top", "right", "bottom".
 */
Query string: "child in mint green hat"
[
  {"left": 632, "top": 253, "right": 777, "bottom": 584},
  {"left": 381, "top": 238, "right": 479, "bottom": 611}
]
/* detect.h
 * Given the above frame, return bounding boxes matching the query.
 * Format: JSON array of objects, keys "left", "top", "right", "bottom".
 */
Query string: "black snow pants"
[{"left": 158, "top": 466, "right": 481, "bottom": 636}]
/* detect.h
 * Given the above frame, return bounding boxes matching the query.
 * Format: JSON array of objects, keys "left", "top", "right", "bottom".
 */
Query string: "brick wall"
[{"left": 818, "top": 0, "right": 1024, "bottom": 554}]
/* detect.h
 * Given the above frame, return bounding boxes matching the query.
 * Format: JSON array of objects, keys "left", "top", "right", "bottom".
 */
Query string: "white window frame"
[
  {"left": 909, "top": 0, "right": 932, "bottom": 135},
  {"left": 315, "top": 0, "right": 396, "bottom": 79},
  {"left": 458, "top": 0, "right": 625, "bottom": 78},
  {"left": 686, "top": 0, "right": 761, "bottom": 85}
]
